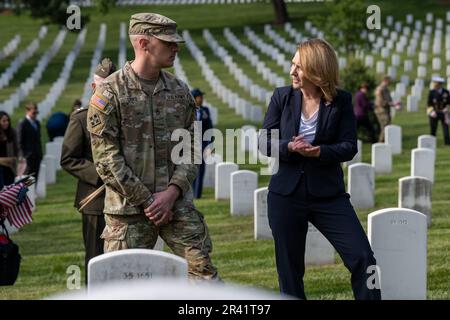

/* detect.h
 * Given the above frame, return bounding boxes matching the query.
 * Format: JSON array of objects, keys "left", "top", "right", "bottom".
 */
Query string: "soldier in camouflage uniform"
[
  {"left": 374, "top": 76, "right": 394, "bottom": 142},
  {"left": 87, "top": 13, "right": 219, "bottom": 281}
]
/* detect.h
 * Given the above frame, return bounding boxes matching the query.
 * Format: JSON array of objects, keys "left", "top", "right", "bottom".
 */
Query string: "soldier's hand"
[
  {"left": 144, "top": 186, "right": 180, "bottom": 226},
  {"left": 430, "top": 111, "right": 437, "bottom": 118},
  {"left": 148, "top": 209, "right": 174, "bottom": 226}
]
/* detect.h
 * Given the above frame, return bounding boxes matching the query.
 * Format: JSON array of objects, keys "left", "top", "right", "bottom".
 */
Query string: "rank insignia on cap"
[{"left": 91, "top": 93, "right": 110, "bottom": 111}]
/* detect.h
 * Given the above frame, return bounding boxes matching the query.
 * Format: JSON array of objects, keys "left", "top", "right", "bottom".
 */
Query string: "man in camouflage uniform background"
[
  {"left": 374, "top": 75, "right": 394, "bottom": 142},
  {"left": 87, "top": 13, "right": 219, "bottom": 281}
]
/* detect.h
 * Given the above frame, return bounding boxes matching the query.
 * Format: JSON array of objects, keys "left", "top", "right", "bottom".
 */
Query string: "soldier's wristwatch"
[{"left": 143, "top": 195, "right": 155, "bottom": 208}]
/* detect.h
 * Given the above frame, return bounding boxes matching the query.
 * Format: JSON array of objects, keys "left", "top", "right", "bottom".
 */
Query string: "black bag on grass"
[{"left": 0, "top": 218, "right": 21, "bottom": 286}]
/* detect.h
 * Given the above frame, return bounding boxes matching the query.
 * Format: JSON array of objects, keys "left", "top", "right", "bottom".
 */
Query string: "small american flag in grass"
[{"left": 0, "top": 183, "right": 33, "bottom": 229}]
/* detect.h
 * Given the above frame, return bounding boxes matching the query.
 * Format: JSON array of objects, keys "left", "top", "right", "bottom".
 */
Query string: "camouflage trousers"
[
  {"left": 101, "top": 206, "right": 219, "bottom": 281},
  {"left": 374, "top": 107, "right": 391, "bottom": 142}
]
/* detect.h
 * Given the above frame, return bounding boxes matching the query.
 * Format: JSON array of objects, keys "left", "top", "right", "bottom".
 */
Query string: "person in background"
[
  {"left": 17, "top": 102, "right": 42, "bottom": 179},
  {"left": 0, "top": 111, "right": 20, "bottom": 189},
  {"left": 72, "top": 99, "right": 82, "bottom": 113},
  {"left": 427, "top": 76, "right": 450, "bottom": 146},
  {"left": 61, "top": 58, "right": 116, "bottom": 284},
  {"left": 46, "top": 111, "right": 69, "bottom": 141},
  {"left": 191, "top": 88, "right": 213, "bottom": 199},
  {"left": 374, "top": 76, "right": 394, "bottom": 142},
  {"left": 354, "top": 82, "right": 377, "bottom": 143}
]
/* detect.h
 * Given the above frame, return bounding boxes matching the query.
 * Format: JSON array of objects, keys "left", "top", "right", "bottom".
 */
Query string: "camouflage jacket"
[
  {"left": 374, "top": 84, "right": 392, "bottom": 110},
  {"left": 87, "top": 61, "right": 198, "bottom": 215}
]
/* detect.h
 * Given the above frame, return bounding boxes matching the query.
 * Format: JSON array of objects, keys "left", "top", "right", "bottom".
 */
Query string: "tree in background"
[
  {"left": 96, "top": 0, "right": 116, "bottom": 15},
  {"left": 8, "top": 0, "right": 117, "bottom": 26},
  {"left": 271, "top": 0, "right": 289, "bottom": 25},
  {"left": 340, "top": 58, "right": 376, "bottom": 98},
  {"left": 311, "top": 0, "right": 371, "bottom": 54}
]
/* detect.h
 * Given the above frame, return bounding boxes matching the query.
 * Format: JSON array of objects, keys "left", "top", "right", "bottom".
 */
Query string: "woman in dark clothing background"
[
  {"left": 0, "top": 111, "right": 20, "bottom": 188},
  {"left": 354, "top": 82, "right": 377, "bottom": 143}
]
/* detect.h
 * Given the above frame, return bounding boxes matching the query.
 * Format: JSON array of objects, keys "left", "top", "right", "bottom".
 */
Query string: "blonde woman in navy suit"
[{"left": 259, "top": 39, "right": 381, "bottom": 300}]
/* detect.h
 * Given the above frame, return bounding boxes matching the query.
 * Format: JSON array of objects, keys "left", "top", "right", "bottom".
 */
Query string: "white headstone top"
[
  {"left": 368, "top": 208, "right": 427, "bottom": 300},
  {"left": 230, "top": 170, "right": 258, "bottom": 216},
  {"left": 88, "top": 249, "right": 188, "bottom": 290},
  {"left": 348, "top": 163, "right": 375, "bottom": 209}
]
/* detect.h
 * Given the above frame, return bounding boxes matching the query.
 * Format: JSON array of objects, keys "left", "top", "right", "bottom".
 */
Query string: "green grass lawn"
[{"left": 0, "top": 0, "right": 449, "bottom": 299}]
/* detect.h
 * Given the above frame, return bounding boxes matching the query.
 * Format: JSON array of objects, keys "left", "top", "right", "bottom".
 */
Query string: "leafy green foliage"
[
  {"left": 311, "top": 0, "right": 370, "bottom": 53},
  {"left": 340, "top": 58, "right": 376, "bottom": 98}
]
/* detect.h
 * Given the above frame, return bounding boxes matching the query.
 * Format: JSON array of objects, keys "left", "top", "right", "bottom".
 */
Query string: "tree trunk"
[{"left": 271, "top": 0, "right": 289, "bottom": 25}]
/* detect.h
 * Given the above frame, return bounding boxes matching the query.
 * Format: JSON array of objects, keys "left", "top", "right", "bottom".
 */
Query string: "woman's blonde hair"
[{"left": 297, "top": 38, "right": 339, "bottom": 103}]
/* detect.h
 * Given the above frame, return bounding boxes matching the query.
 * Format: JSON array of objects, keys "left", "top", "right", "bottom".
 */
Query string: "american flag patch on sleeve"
[{"left": 90, "top": 93, "right": 110, "bottom": 111}]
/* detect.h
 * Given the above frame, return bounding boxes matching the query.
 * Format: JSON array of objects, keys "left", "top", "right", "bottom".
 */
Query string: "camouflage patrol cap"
[
  {"left": 128, "top": 13, "right": 184, "bottom": 43},
  {"left": 95, "top": 58, "right": 116, "bottom": 78}
]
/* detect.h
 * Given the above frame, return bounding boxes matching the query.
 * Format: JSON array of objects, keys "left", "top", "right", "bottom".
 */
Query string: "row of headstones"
[
  {"left": 203, "top": 28, "right": 272, "bottom": 105},
  {"left": 182, "top": 30, "right": 263, "bottom": 122},
  {"left": 254, "top": 187, "right": 428, "bottom": 299},
  {"left": 0, "top": 26, "right": 47, "bottom": 90},
  {"left": 367, "top": 13, "right": 447, "bottom": 51},
  {"left": 37, "top": 29, "right": 87, "bottom": 121},
  {"left": 81, "top": 24, "right": 107, "bottom": 107},
  {"left": 353, "top": 13, "right": 448, "bottom": 83},
  {"left": 364, "top": 16, "right": 448, "bottom": 84},
  {"left": 223, "top": 27, "right": 287, "bottom": 89},
  {"left": 347, "top": 133, "right": 436, "bottom": 227},
  {"left": 1, "top": 30, "right": 87, "bottom": 235},
  {"left": 0, "top": 34, "right": 21, "bottom": 61},
  {"left": 88, "top": 206, "right": 426, "bottom": 299},
  {"left": 244, "top": 26, "right": 291, "bottom": 74},
  {"left": 302, "top": 17, "right": 445, "bottom": 103},
  {"left": 115, "top": 0, "right": 272, "bottom": 5},
  {"left": 0, "top": 29, "right": 66, "bottom": 115},
  {"left": 172, "top": 56, "right": 219, "bottom": 125},
  {"left": 373, "top": 24, "right": 447, "bottom": 57},
  {"left": 118, "top": 22, "right": 127, "bottom": 69},
  {"left": 264, "top": 24, "right": 297, "bottom": 56},
  {"left": 202, "top": 135, "right": 429, "bottom": 299},
  {"left": 203, "top": 29, "right": 272, "bottom": 104},
  {"left": 286, "top": 17, "right": 443, "bottom": 87}
]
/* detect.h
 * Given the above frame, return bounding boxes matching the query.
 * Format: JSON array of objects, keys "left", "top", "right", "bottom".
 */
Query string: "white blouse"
[{"left": 298, "top": 109, "right": 319, "bottom": 143}]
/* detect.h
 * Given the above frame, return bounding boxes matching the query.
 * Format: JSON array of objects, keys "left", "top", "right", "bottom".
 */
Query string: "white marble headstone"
[
  {"left": 385, "top": 125, "right": 402, "bottom": 154},
  {"left": 368, "top": 208, "right": 427, "bottom": 300},
  {"left": 398, "top": 176, "right": 432, "bottom": 226},
  {"left": 417, "top": 135, "right": 436, "bottom": 150},
  {"left": 203, "top": 154, "right": 223, "bottom": 189},
  {"left": 305, "top": 223, "right": 335, "bottom": 266},
  {"left": 43, "top": 155, "right": 56, "bottom": 184},
  {"left": 254, "top": 187, "right": 271, "bottom": 239},
  {"left": 348, "top": 163, "right": 375, "bottom": 209},
  {"left": 88, "top": 249, "right": 188, "bottom": 290},
  {"left": 230, "top": 170, "right": 258, "bottom": 216},
  {"left": 411, "top": 148, "right": 435, "bottom": 183},
  {"left": 35, "top": 163, "right": 46, "bottom": 199},
  {"left": 344, "top": 139, "right": 362, "bottom": 167},
  {"left": 215, "top": 162, "right": 238, "bottom": 200},
  {"left": 371, "top": 143, "right": 392, "bottom": 174}
]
